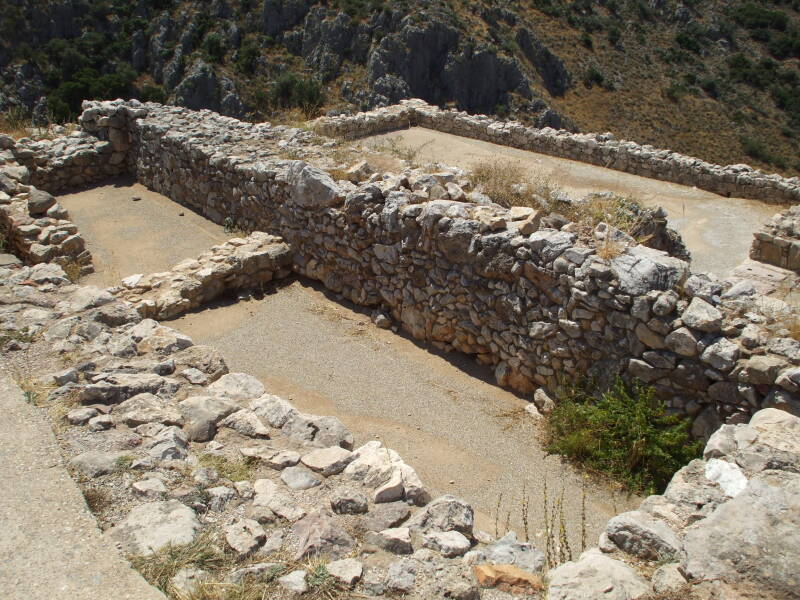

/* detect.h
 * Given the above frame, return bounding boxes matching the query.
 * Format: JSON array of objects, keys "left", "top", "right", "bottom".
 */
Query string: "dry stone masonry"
[
  {"left": 1, "top": 98, "right": 799, "bottom": 599},
  {"left": 112, "top": 232, "right": 292, "bottom": 320},
  {"left": 750, "top": 205, "right": 800, "bottom": 272},
  {"left": 73, "top": 99, "right": 800, "bottom": 438},
  {"left": 313, "top": 99, "right": 800, "bottom": 205},
  {"left": 1, "top": 255, "right": 799, "bottom": 599},
  {"left": 0, "top": 136, "right": 93, "bottom": 275}
]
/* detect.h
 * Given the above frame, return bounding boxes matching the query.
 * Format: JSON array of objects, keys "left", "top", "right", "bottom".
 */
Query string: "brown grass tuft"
[{"left": 470, "top": 159, "right": 559, "bottom": 209}]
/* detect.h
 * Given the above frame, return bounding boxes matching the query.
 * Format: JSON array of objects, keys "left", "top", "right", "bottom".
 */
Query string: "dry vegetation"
[
  {"left": 131, "top": 533, "right": 348, "bottom": 600},
  {"left": 470, "top": 159, "right": 650, "bottom": 245},
  {"left": 197, "top": 454, "right": 258, "bottom": 483},
  {"left": 0, "top": 108, "right": 78, "bottom": 141},
  {"left": 0, "top": 107, "right": 30, "bottom": 139},
  {"left": 471, "top": 159, "right": 560, "bottom": 209}
]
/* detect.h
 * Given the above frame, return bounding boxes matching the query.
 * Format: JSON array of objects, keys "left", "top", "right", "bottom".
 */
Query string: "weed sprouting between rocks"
[{"left": 545, "top": 377, "right": 702, "bottom": 495}]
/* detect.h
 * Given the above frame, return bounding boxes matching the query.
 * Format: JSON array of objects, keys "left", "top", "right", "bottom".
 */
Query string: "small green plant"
[
  {"left": 307, "top": 563, "right": 335, "bottom": 592},
  {"left": 0, "top": 328, "right": 35, "bottom": 347},
  {"left": 546, "top": 377, "right": 702, "bottom": 494},
  {"left": 115, "top": 454, "right": 135, "bottom": 470}
]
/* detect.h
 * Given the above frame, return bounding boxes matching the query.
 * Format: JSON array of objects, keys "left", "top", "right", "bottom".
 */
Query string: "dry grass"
[
  {"left": 595, "top": 237, "right": 627, "bottom": 260},
  {"left": 370, "top": 135, "right": 431, "bottom": 165},
  {"left": 491, "top": 476, "right": 588, "bottom": 570},
  {"left": 198, "top": 454, "right": 258, "bottom": 483},
  {"left": 640, "top": 585, "right": 703, "bottom": 600},
  {"left": 83, "top": 487, "right": 113, "bottom": 514},
  {"left": 131, "top": 532, "right": 234, "bottom": 594},
  {"left": 0, "top": 107, "right": 79, "bottom": 141},
  {"left": 470, "top": 159, "right": 559, "bottom": 209},
  {"left": 12, "top": 371, "right": 52, "bottom": 407},
  {"left": 0, "top": 107, "right": 30, "bottom": 139},
  {"left": 132, "top": 533, "right": 348, "bottom": 600},
  {"left": 0, "top": 327, "right": 35, "bottom": 348},
  {"left": 59, "top": 257, "right": 83, "bottom": 283}
]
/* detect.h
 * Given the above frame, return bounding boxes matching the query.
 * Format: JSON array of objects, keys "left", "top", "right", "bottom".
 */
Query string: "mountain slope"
[{"left": 2, "top": 0, "right": 799, "bottom": 175}]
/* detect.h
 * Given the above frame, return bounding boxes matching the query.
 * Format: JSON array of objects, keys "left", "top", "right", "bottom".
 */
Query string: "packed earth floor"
[{"left": 58, "top": 179, "right": 640, "bottom": 552}]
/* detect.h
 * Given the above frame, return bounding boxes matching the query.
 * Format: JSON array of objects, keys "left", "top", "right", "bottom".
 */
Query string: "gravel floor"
[
  {"left": 172, "top": 280, "right": 641, "bottom": 549},
  {"left": 56, "top": 179, "right": 642, "bottom": 553}
]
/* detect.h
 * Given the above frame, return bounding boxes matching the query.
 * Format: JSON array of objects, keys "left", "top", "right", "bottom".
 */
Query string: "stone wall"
[
  {"left": 750, "top": 205, "right": 800, "bottom": 272},
  {"left": 1, "top": 100, "right": 798, "bottom": 600},
  {"left": 112, "top": 232, "right": 293, "bottom": 319},
  {"left": 0, "top": 149, "right": 93, "bottom": 274},
  {"left": 2, "top": 127, "right": 131, "bottom": 194},
  {"left": 313, "top": 99, "right": 800, "bottom": 205},
  {"left": 78, "top": 99, "right": 800, "bottom": 438},
  {"left": 5, "top": 256, "right": 799, "bottom": 599}
]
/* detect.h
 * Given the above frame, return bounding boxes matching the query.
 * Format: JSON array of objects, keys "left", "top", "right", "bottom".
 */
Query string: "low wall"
[
  {"left": 5, "top": 128, "right": 131, "bottom": 194},
  {"left": 77, "top": 99, "right": 800, "bottom": 437},
  {"left": 313, "top": 99, "right": 800, "bottom": 205},
  {"left": 0, "top": 155, "right": 93, "bottom": 274},
  {"left": 750, "top": 205, "right": 800, "bottom": 272},
  {"left": 112, "top": 232, "right": 293, "bottom": 319}
]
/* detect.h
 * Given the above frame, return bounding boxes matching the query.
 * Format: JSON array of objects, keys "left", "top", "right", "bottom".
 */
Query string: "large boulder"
[
  {"left": 605, "top": 510, "right": 683, "bottom": 560},
  {"left": 178, "top": 395, "right": 239, "bottom": 441},
  {"left": 108, "top": 500, "right": 201, "bottom": 555},
  {"left": 287, "top": 162, "right": 343, "bottom": 209},
  {"left": 682, "top": 470, "right": 800, "bottom": 597},
  {"left": 292, "top": 510, "right": 356, "bottom": 559},
  {"left": 408, "top": 495, "right": 474, "bottom": 537},
  {"left": 610, "top": 245, "right": 689, "bottom": 295},
  {"left": 547, "top": 548, "right": 650, "bottom": 600}
]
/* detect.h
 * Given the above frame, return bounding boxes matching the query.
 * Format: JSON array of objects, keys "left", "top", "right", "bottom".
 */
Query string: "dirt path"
[
  {"left": 58, "top": 178, "right": 230, "bottom": 288},
  {"left": 362, "top": 127, "right": 783, "bottom": 277},
  {"left": 172, "top": 281, "right": 639, "bottom": 548}
]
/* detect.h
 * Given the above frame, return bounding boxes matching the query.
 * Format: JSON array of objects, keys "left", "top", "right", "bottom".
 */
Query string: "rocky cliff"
[{"left": 3, "top": 0, "right": 800, "bottom": 174}]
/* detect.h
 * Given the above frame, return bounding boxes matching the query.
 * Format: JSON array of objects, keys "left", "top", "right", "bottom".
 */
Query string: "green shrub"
[
  {"left": 236, "top": 38, "right": 260, "bottom": 74},
  {"left": 270, "top": 72, "right": 325, "bottom": 116},
  {"left": 47, "top": 63, "right": 137, "bottom": 122},
  {"left": 700, "top": 77, "right": 720, "bottom": 98},
  {"left": 740, "top": 135, "right": 788, "bottom": 168},
  {"left": 202, "top": 33, "right": 225, "bottom": 63},
  {"left": 545, "top": 377, "right": 702, "bottom": 494},
  {"left": 663, "top": 81, "right": 688, "bottom": 102},
  {"left": 768, "top": 30, "right": 800, "bottom": 58},
  {"left": 732, "top": 2, "right": 788, "bottom": 31},
  {"left": 608, "top": 26, "right": 621, "bottom": 47},
  {"left": 139, "top": 84, "right": 167, "bottom": 103},
  {"left": 583, "top": 66, "right": 605, "bottom": 88}
]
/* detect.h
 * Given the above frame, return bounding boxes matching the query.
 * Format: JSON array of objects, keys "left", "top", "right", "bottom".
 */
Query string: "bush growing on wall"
[{"left": 545, "top": 377, "right": 702, "bottom": 494}]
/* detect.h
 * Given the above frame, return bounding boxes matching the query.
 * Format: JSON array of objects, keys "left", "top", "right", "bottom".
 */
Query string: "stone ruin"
[{"left": 0, "top": 98, "right": 799, "bottom": 599}]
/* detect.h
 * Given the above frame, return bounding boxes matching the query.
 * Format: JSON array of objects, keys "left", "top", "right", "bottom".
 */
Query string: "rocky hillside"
[{"left": 2, "top": 0, "right": 800, "bottom": 175}]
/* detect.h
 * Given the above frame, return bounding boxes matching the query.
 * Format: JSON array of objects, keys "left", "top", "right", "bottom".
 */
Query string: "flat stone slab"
[{"left": 0, "top": 375, "right": 164, "bottom": 600}]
